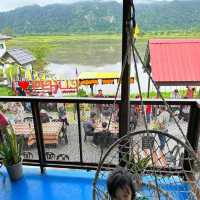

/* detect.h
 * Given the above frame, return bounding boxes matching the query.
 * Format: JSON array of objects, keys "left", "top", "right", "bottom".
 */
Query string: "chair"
[
  {"left": 45, "top": 152, "right": 56, "bottom": 160},
  {"left": 51, "top": 119, "right": 60, "bottom": 122},
  {"left": 24, "top": 116, "right": 53, "bottom": 123},
  {"left": 23, "top": 151, "right": 33, "bottom": 159},
  {"left": 59, "top": 125, "right": 68, "bottom": 145},
  {"left": 93, "top": 131, "right": 113, "bottom": 149},
  {"left": 56, "top": 154, "right": 69, "bottom": 161},
  {"left": 83, "top": 122, "right": 94, "bottom": 142},
  {"left": 24, "top": 116, "right": 33, "bottom": 123}
]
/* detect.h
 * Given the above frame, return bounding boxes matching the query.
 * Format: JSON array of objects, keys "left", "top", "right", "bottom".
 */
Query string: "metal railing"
[{"left": 0, "top": 96, "right": 199, "bottom": 173}]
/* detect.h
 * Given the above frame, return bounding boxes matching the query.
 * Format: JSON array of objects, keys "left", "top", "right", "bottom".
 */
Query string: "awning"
[
  {"left": 148, "top": 39, "right": 200, "bottom": 86},
  {"left": 78, "top": 72, "right": 134, "bottom": 85}
]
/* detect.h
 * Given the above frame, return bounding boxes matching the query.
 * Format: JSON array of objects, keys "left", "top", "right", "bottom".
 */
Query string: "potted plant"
[
  {"left": 122, "top": 145, "right": 151, "bottom": 191},
  {"left": 128, "top": 153, "right": 151, "bottom": 190},
  {"left": 0, "top": 125, "right": 23, "bottom": 181}
]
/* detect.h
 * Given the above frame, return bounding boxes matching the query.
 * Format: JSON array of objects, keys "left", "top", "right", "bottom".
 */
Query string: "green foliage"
[
  {"left": 130, "top": 91, "right": 172, "bottom": 99},
  {"left": 0, "top": 68, "right": 3, "bottom": 78},
  {"left": 0, "top": 86, "right": 14, "bottom": 96},
  {"left": 7, "top": 34, "right": 122, "bottom": 66},
  {"left": 0, "top": 2, "right": 122, "bottom": 34},
  {"left": 6, "top": 30, "right": 200, "bottom": 66},
  {"left": 0, "top": 1, "right": 200, "bottom": 34},
  {"left": 122, "top": 150, "right": 151, "bottom": 173},
  {"left": 1, "top": 26, "right": 13, "bottom": 36},
  {"left": 128, "top": 155, "right": 151, "bottom": 173},
  {"left": 5, "top": 65, "right": 18, "bottom": 81},
  {"left": 77, "top": 88, "right": 87, "bottom": 97},
  {"left": 28, "top": 44, "right": 51, "bottom": 71},
  {"left": 0, "top": 126, "right": 23, "bottom": 166}
]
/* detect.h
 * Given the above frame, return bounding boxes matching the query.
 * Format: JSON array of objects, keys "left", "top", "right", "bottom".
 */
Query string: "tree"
[
  {"left": 5, "top": 64, "right": 18, "bottom": 81},
  {"left": 28, "top": 44, "right": 52, "bottom": 72},
  {"left": 0, "top": 68, "right": 3, "bottom": 78},
  {"left": 1, "top": 27, "right": 13, "bottom": 36}
]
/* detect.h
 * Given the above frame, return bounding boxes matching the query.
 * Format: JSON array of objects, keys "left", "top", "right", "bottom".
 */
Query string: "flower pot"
[{"left": 6, "top": 162, "right": 23, "bottom": 181}]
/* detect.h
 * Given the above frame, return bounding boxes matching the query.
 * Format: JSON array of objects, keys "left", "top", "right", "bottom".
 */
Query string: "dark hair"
[
  {"left": 160, "top": 105, "right": 166, "bottom": 111},
  {"left": 102, "top": 122, "right": 107, "bottom": 128},
  {"left": 107, "top": 167, "right": 136, "bottom": 200},
  {"left": 90, "top": 112, "right": 96, "bottom": 118}
]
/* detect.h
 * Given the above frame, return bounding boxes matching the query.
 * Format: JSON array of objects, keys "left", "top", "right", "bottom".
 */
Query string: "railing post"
[
  {"left": 31, "top": 102, "right": 46, "bottom": 173},
  {"left": 76, "top": 103, "right": 83, "bottom": 164},
  {"left": 119, "top": 0, "right": 132, "bottom": 166},
  {"left": 184, "top": 104, "right": 200, "bottom": 171},
  {"left": 120, "top": 0, "right": 132, "bottom": 139}
]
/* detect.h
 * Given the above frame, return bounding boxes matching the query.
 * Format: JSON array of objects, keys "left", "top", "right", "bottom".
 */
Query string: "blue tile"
[{"left": 0, "top": 166, "right": 97, "bottom": 200}]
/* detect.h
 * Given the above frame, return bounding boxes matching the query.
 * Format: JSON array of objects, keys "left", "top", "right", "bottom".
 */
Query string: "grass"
[
  {"left": 130, "top": 91, "right": 172, "bottom": 99},
  {"left": 8, "top": 34, "right": 122, "bottom": 50},
  {"left": 0, "top": 86, "right": 15, "bottom": 96},
  {"left": 7, "top": 31, "right": 200, "bottom": 65}
]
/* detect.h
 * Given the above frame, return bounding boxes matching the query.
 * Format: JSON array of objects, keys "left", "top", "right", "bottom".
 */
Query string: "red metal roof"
[{"left": 149, "top": 39, "right": 200, "bottom": 86}]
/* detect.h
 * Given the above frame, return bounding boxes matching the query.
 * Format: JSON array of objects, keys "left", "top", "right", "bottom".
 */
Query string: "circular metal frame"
[{"left": 93, "top": 130, "right": 199, "bottom": 200}]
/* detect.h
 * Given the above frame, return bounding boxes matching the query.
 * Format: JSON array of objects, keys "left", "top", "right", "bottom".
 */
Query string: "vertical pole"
[
  {"left": 77, "top": 103, "right": 83, "bottom": 164},
  {"left": 186, "top": 105, "right": 200, "bottom": 152},
  {"left": 157, "top": 86, "right": 160, "bottom": 98},
  {"left": 90, "top": 84, "right": 94, "bottom": 96},
  {"left": 119, "top": 0, "right": 132, "bottom": 166},
  {"left": 147, "top": 76, "right": 151, "bottom": 98},
  {"left": 31, "top": 102, "right": 46, "bottom": 173},
  {"left": 144, "top": 44, "right": 151, "bottom": 98},
  {"left": 184, "top": 104, "right": 200, "bottom": 171},
  {"left": 119, "top": 0, "right": 132, "bottom": 139}
]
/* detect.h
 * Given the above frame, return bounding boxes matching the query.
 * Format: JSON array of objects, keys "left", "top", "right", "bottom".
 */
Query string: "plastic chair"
[
  {"left": 56, "top": 154, "right": 69, "bottom": 161},
  {"left": 23, "top": 151, "right": 33, "bottom": 159},
  {"left": 45, "top": 152, "right": 56, "bottom": 160},
  {"left": 83, "top": 122, "right": 94, "bottom": 142}
]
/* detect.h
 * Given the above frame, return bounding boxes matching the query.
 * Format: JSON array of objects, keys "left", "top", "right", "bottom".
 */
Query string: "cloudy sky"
[{"left": 0, "top": 0, "right": 174, "bottom": 12}]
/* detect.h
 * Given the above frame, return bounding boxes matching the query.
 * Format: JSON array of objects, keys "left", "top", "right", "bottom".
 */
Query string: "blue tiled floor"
[
  {"left": 0, "top": 166, "right": 193, "bottom": 200},
  {"left": 0, "top": 166, "right": 102, "bottom": 200}
]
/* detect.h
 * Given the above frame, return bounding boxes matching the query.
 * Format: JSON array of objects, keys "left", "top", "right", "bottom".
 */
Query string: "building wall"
[
  {"left": 0, "top": 40, "right": 6, "bottom": 58},
  {"left": 0, "top": 40, "right": 8, "bottom": 84}
]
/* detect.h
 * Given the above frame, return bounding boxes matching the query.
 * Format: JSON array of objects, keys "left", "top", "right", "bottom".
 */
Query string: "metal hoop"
[{"left": 93, "top": 130, "right": 200, "bottom": 200}]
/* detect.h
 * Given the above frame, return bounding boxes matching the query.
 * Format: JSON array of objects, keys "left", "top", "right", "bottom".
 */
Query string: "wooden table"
[
  {"left": 12, "top": 123, "right": 32, "bottom": 135},
  {"left": 12, "top": 122, "right": 63, "bottom": 146}
]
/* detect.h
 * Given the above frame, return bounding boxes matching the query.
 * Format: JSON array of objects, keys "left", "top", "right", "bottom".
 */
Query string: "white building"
[{"left": 0, "top": 35, "right": 36, "bottom": 85}]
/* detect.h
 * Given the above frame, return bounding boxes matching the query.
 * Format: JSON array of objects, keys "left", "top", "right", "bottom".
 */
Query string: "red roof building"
[{"left": 146, "top": 39, "right": 200, "bottom": 86}]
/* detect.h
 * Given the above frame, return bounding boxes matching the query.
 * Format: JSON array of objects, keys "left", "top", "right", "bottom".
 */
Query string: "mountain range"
[{"left": 0, "top": 0, "right": 199, "bottom": 34}]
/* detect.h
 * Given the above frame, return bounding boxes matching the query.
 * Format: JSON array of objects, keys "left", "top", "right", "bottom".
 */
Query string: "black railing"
[{"left": 0, "top": 96, "right": 199, "bottom": 173}]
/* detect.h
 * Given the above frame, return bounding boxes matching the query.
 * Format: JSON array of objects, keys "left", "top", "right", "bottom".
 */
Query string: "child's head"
[
  {"left": 102, "top": 121, "right": 107, "bottom": 129},
  {"left": 107, "top": 167, "right": 136, "bottom": 200},
  {"left": 90, "top": 112, "right": 96, "bottom": 119}
]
